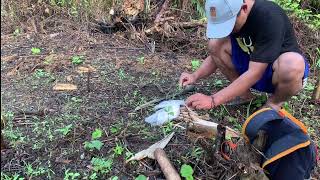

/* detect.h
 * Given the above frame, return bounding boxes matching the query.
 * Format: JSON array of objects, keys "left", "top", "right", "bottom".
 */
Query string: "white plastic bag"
[{"left": 145, "top": 100, "right": 185, "bottom": 126}]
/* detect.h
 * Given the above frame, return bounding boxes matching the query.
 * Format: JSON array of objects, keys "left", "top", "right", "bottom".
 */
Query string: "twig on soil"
[
  {"left": 227, "top": 172, "right": 240, "bottom": 180},
  {"left": 6, "top": 59, "right": 25, "bottom": 76},
  {"left": 140, "top": 160, "right": 154, "bottom": 171},
  {"left": 87, "top": 44, "right": 146, "bottom": 51},
  {"left": 87, "top": 71, "right": 91, "bottom": 92},
  {"left": 30, "top": 63, "right": 44, "bottom": 73},
  {"left": 171, "top": 21, "right": 206, "bottom": 28}
]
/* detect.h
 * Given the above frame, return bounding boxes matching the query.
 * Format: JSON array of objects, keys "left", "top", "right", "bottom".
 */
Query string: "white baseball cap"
[{"left": 205, "top": 0, "right": 243, "bottom": 39}]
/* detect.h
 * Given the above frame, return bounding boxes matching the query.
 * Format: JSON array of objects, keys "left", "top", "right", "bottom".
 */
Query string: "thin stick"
[
  {"left": 227, "top": 172, "right": 239, "bottom": 180},
  {"left": 87, "top": 72, "right": 91, "bottom": 92}
]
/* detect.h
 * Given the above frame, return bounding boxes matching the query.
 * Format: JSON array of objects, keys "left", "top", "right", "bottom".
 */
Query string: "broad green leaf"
[
  {"left": 55, "top": 124, "right": 72, "bottom": 136},
  {"left": 84, "top": 140, "right": 104, "bottom": 151},
  {"left": 91, "top": 157, "right": 112, "bottom": 173},
  {"left": 110, "top": 176, "right": 119, "bottom": 180},
  {"left": 31, "top": 47, "right": 41, "bottom": 55},
  {"left": 71, "top": 56, "right": 84, "bottom": 65},
  {"left": 113, "top": 143, "right": 124, "bottom": 155},
  {"left": 135, "top": 175, "right": 147, "bottom": 180},
  {"left": 92, "top": 129, "right": 102, "bottom": 139},
  {"left": 191, "top": 59, "right": 200, "bottom": 71},
  {"left": 180, "top": 164, "right": 194, "bottom": 180}
]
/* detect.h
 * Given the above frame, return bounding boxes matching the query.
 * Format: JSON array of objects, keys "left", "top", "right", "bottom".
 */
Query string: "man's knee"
[{"left": 273, "top": 52, "right": 305, "bottom": 83}]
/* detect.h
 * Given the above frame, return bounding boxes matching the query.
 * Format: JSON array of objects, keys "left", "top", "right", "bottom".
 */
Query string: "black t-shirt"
[{"left": 233, "top": 0, "right": 302, "bottom": 63}]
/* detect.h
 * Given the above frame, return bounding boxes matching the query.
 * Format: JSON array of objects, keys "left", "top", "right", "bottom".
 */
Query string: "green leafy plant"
[
  {"left": 92, "top": 129, "right": 103, "bottom": 139},
  {"left": 274, "top": 0, "right": 320, "bottom": 29},
  {"left": 118, "top": 69, "right": 126, "bottom": 80},
  {"left": 55, "top": 124, "right": 72, "bottom": 136},
  {"left": 64, "top": 169, "right": 80, "bottom": 180},
  {"left": 304, "top": 83, "right": 315, "bottom": 91},
  {"left": 137, "top": 56, "right": 145, "bottom": 64},
  {"left": 180, "top": 164, "right": 194, "bottom": 180},
  {"left": 282, "top": 102, "right": 292, "bottom": 113},
  {"left": 162, "top": 121, "right": 174, "bottom": 135},
  {"left": 252, "top": 94, "right": 268, "bottom": 108},
  {"left": 225, "top": 134, "right": 232, "bottom": 141},
  {"left": 110, "top": 125, "right": 120, "bottom": 134},
  {"left": 191, "top": 147, "right": 203, "bottom": 160},
  {"left": 135, "top": 175, "right": 147, "bottom": 180},
  {"left": 84, "top": 128, "right": 104, "bottom": 151},
  {"left": 110, "top": 176, "right": 119, "bottom": 180},
  {"left": 71, "top": 55, "right": 84, "bottom": 65},
  {"left": 113, "top": 142, "right": 124, "bottom": 156},
  {"left": 25, "top": 164, "right": 47, "bottom": 177},
  {"left": 89, "top": 173, "right": 97, "bottom": 180},
  {"left": 213, "top": 80, "right": 224, "bottom": 87},
  {"left": 3, "top": 111, "right": 14, "bottom": 121},
  {"left": 191, "top": 0, "right": 206, "bottom": 19},
  {"left": 91, "top": 157, "right": 113, "bottom": 174},
  {"left": 44, "top": 55, "right": 54, "bottom": 65},
  {"left": 31, "top": 47, "right": 41, "bottom": 55},
  {"left": 3, "top": 128, "right": 26, "bottom": 145},
  {"left": 125, "top": 149, "right": 134, "bottom": 161},
  {"left": 191, "top": 59, "right": 201, "bottom": 71},
  {"left": 13, "top": 28, "right": 21, "bottom": 36},
  {"left": 34, "top": 69, "right": 49, "bottom": 78},
  {"left": 84, "top": 140, "right": 103, "bottom": 151},
  {"left": 1, "top": 173, "right": 24, "bottom": 180}
]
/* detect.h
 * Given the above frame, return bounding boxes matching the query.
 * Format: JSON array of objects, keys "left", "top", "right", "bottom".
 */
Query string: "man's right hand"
[{"left": 179, "top": 72, "right": 197, "bottom": 87}]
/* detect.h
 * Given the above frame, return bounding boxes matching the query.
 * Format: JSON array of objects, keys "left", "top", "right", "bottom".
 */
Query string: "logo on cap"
[{"left": 210, "top": 7, "right": 216, "bottom": 18}]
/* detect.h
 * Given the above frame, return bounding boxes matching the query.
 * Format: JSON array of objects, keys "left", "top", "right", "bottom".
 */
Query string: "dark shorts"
[{"left": 230, "top": 36, "right": 309, "bottom": 93}]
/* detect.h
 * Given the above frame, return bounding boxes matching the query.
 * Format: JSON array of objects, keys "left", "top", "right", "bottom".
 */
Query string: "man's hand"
[
  {"left": 179, "top": 73, "right": 197, "bottom": 87},
  {"left": 186, "top": 93, "right": 215, "bottom": 110}
]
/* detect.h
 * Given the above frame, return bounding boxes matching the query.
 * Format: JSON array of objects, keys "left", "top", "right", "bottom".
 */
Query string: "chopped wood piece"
[{"left": 53, "top": 83, "right": 77, "bottom": 91}]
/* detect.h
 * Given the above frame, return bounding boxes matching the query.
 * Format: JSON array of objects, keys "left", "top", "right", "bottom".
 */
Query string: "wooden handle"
[{"left": 154, "top": 148, "right": 181, "bottom": 180}]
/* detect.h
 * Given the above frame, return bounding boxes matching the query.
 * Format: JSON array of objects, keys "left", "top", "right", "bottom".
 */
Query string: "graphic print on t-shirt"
[{"left": 236, "top": 36, "right": 254, "bottom": 55}]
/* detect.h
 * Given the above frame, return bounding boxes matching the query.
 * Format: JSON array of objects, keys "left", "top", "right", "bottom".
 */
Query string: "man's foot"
[{"left": 261, "top": 101, "right": 283, "bottom": 111}]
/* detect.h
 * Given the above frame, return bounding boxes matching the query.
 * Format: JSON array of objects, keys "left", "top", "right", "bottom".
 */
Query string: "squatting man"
[{"left": 179, "top": 0, "right": 309, "bottom": 110}]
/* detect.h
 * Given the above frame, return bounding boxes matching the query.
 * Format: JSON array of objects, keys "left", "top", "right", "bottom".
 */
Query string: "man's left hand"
[{"left": 186, "top": 93, "right": 215, "bottom": 110}]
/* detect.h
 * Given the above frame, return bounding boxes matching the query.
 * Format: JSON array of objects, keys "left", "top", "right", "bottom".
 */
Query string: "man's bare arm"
[
  {"left": 212, "top": 61, "right": 268, "bottom": 105},
  {"left": 193, "top": 56, "right": 218, "bottom": 80}
]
